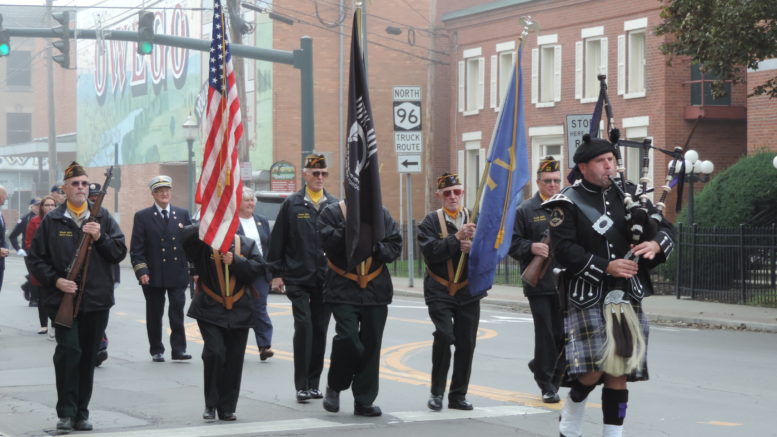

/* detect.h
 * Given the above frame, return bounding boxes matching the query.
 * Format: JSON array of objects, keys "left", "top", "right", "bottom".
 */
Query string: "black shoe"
[
  {"left": 296, "top": 389, "right": 311, "bottom": 403},
  {"left": 219, "top": 412, "right": 236, "bottom": 421},
  {"left": 354, "top": 403, "right": 382, "bottom": 417},
  {"left": 427, "top": 394, "right": 443, "bottom": 411},
  {"left": 56, "top": 417, "right": 73, "bottom": 431},
  {"left": 152, "top": 353, "right": 165, "bottom": 362},
  {"left": 322, "top": 386, "right": 339, "bottom": 412},
  {"left": 74, "top": 419, "right": 93, "bottom": 431},
  {"left": 259, "top": 347, "right": 274, "bottom": 361},
  {"left": 308, "top": 388, "right": 323, "bottom": 399},
  {"left": 95, "top": 349, "right": 108, "bottom": 367},
  {"left": 203, "top": 407, "right": 216, "bottom": 420},
  {"left": 542, "top": 391, "right": 561, "bottom": 403},
  {"left": 172, "top": 353, "right": 192, "bottom": 360},
  {"left": 448, "top": 398, "right": 474, "bottom": 410}
]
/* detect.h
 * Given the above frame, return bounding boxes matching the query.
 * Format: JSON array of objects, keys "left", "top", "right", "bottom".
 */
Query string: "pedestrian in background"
[{"left": 24, "top": 195, "right": 58, "bottom": 334}]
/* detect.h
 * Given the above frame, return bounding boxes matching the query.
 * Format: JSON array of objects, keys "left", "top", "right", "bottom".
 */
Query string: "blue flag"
[{"left": 467, "top": 42, "right": 530, "bottom": 296}]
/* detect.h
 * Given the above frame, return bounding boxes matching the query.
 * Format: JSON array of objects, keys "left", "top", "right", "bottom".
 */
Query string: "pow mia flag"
[{"left": 344, "top": 11, "right": 385, "bottom": 271}]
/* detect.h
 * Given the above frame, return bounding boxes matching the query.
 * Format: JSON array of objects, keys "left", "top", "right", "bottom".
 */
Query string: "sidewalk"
[{"left": 391, "top": 277, "right": 777, "bottom": 333}]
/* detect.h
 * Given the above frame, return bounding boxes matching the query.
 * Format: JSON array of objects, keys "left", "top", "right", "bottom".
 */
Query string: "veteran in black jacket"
[
  {"left": 318, "top": 202, "right": 402, "bottom": 417},
  {"left": 27, "top": 162, "right": 127, "bottom": 432},
  {"left": 183, "top": 224, "right": 264, "bottom": 422},
  {"left": 130, "top": 175, "right": 193, "bottom": 362},
  {"left": 546, "top": 134, "right": 674, "bottom": 437},
  {"left": 267, "top": 154, "right": 338, "bottom": 402},
  {"left": 417, "top": 172, "right": 483, "bottom": 412},
  {"left": 509, "top": 157, "right": 564, "bottom": 404}
]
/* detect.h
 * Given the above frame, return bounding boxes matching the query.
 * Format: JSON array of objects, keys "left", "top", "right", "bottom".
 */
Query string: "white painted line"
[
  {"left": 84, "top": 418, "right": 356, "bottom": 437},
  {"left": 390, "top": 405, "right": 549, "bottom": 422}
]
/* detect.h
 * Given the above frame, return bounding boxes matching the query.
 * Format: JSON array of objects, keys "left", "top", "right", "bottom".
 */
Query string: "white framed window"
[
  {"left": 618, "top": 19, "right": 647, "bottom": 98},
  {"left": 530, "top": 132, "right": 563, "bottom": 194},
  {"left": 531, "top": 40, "right": 562, "bottom": 107},
  {"left": 458, "top": 138, "right": 485, "bottom": 208},
  {"left": 458, "top": 47, "right": 485, "bottom": 115},
  {"left": 621, "top": 118, "right": 653, "bottom": 200},
  {"left": 576, "top": 27, "right": 608, "bottom": 102},
  {"left": 491, "top": 47, "right": 516, "bottom": 110}
]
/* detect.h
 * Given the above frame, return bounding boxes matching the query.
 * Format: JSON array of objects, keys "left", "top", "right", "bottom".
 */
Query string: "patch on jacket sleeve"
[{"left": 549, "top": 208, "right": 565, "bottom": 227}]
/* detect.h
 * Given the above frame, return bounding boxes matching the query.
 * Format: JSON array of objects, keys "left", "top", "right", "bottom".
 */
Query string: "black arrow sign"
[{"left": 401, "top": 159, "right": 419, "bottom": 167}]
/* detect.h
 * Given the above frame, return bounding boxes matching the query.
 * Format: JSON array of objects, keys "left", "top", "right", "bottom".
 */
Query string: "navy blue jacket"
[{"left": 130, "top": 204, "right": 192, "bottom": 288}]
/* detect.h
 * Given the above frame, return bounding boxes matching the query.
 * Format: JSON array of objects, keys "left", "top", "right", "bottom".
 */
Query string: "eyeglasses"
[
  {"left": 69, "top": 181, "right": 90, "bottom": 187},
  {"left": 441, "top": 188, "right": 463, "bottom": 197},
  {"left": 311, "top": 170, "right": 329, "bottom": 178},
  {"left": 540, "top": 178, "right": 561, "bottom": 185}
]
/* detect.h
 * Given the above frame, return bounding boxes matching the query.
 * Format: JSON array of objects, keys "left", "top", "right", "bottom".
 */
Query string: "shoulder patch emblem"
[{"left": 549, "top": 208, "right": 565, "bottom": 227}]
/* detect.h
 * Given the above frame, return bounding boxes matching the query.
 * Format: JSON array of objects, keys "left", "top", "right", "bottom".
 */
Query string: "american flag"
[{"left": 198, "top": 0, "right": 243, "bottom": 252}]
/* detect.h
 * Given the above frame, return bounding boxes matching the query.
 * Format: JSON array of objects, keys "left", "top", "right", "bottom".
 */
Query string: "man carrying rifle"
[
  {"left": 509, "top": 157, "right": 564, "bottom": 403},
  {"left": 28, "top": 162, "right": 127, "bottom": 432}
]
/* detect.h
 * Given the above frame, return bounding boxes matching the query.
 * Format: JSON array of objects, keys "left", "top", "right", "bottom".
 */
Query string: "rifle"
[
  {"left": 520, "top": 229, "right": 552, "bottom": 288},
  {"left": 54, "top": 166, "right": 114, "bottom": 328}
]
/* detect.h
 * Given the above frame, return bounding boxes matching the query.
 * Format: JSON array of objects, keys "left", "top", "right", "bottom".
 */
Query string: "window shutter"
[
  {"left": 553, "top": 45, "right": 562, "bottom": 102},
  {"left": 457, "top": 150, "right": 465, "bottom": 187},
  {"left": 490, "top": 55, "right": 498, "bottom": 108},
  {"left": 599, "top": 37, "right": 608, "bottom": 79},
  {"left": 575, "top": 41, "right": 583, "bottom": 100},
  {"left": 617, "top": 35, "right": 626, "bottom": 95},
  {"left": 531, "top": 48, "right": 539, "bottom": 104},
  {"left": 458, "top": 60, "right": 465, "bottom": 112},
  {"left": 477, "top": 57, "right": 485, "bottom": 110}
]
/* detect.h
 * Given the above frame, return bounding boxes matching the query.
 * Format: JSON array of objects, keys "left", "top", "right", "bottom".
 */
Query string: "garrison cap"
[
  {"left": 304, "top": 154, "right": 327, "bottom": 169},
  {"left": 436, "top": 172, "right": 461, "bottom": 190},
  {"left": 538, "top": 156, "right": 560, "bottom": 173},
  {"left": 64, "top": 161, "right": 87, "bottom": 180},
  {"left": 149, "top": 175, "right": 173, "bottom": 191}
]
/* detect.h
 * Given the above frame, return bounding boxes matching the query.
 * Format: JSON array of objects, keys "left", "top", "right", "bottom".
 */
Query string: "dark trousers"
[
  {"left": 197, "top": 320, "right": 249, "bottom": 415},
  {"left": 50, "top": 309, "right": 109, "bottom": 420},
  {"left": 251, "top": 277, "right": 273, "bottom": 348},
  {"left": 142, "top": 286, "right": 187, "bottom": 356},
  {"left": 427, "top": 300, "right": 480, "bottom": 400},
  {"left": 31, "top": 285, "right": 48, "bottom": 327},
  {"left": 287, "top": 285, "right": 331, "bottom": 391},
  {"left": 327, "top": 303, "right": 387, "bottom": 406},
  {"left": 527, "top": 294, "right": 564, "bottom": 393}
]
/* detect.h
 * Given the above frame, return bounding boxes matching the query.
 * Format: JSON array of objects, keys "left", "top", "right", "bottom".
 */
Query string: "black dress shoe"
[
  {"left": 448, "top": 398, "right": 474, "bottom": 410},
  {"left": 95, "top": 349, "right": 108, "bottom": 367},
  {"left": 56, "top": 417, "right": 73, "bottom": 431},
  {"left": 259, "top": 347, "right": 274, "bottom": 361},
  {"left": 219, "top": 412, "right": 236, "bottom": 421},
  {"left": 542, "top": 391, "right": 561, "bottom": 403},
  {"left": 152, "top": 353, "right": 165, "bottom": 362},
  {"left": 296, "top": 389, "right": 311, "bottom": 403},
  {"left": 354, "top": 403, "right": 382, "bottom": 417},
  {"left": 172, "top": 353, "right": 192, "bottom": 360},
  {"left": 308, "top": 388, "right": 323, "bottom": 399},
  {"left": 203, "top": 407, "right": 216, "bottom": 420},
  {"left": 74, "top": 419, "right": 93, "bottom": 431},
  {"left": 322, "top": 386, "right": 339, "bottom": 412},
  {"left": 427, "top": 394, "right": 443, "bottom": 411}
]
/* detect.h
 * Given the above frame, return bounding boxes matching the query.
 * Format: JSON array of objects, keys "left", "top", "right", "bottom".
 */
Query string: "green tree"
[{"left": 656, "top": 0, "right": 777, "bottom": 98}]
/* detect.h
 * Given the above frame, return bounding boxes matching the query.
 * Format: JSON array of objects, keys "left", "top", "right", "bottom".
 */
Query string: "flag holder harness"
[
  {"left": 428, "top": 208, "right": 470, "bottom": 296},
  {"left": 199, "top": 237, "right": 245, "bottom": 310},
  {"left": 327, "top": 201, "right": 383, "bottom": 289}
]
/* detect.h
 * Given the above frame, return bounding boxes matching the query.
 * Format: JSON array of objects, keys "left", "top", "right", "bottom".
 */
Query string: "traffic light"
[
  {"left": 0, "top": 14, "right": 9, "bottom": 57},
  {"left": 52, "top": 11, "right": 70, "bottom": 68},
  {"left": 137, "top": 11, "right": 154, "bottom": 55}
]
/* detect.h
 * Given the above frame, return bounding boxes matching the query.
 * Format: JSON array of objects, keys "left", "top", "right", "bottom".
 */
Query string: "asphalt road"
[{"left": 0, "top": 257, "right": 774, "bottom": 436}]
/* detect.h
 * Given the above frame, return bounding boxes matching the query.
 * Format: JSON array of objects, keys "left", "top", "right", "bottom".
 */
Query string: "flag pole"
[
  {"left": 453, "top": 17, "right": 535, "bottom": 283},
  {"left": 355, "top": 1, "right": 367, "bottom": 277}
]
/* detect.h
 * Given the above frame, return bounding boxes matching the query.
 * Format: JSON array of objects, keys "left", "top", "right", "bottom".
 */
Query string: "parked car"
[{"left": 254, "top": 191, "right": 293, "bottom": 228}]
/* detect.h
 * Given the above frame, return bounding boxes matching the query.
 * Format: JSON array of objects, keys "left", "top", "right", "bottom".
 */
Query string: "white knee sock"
[
  {"left": 602, "top": 424, "right": 623, "bottom": 437},
  {"left": 559, "top": 394, "right": 587, "bottom": 437}
]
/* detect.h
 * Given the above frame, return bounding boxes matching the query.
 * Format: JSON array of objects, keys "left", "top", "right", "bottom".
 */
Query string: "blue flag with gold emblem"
[{"left": 468, "top": 41, "right": 530, "bottom": 296}]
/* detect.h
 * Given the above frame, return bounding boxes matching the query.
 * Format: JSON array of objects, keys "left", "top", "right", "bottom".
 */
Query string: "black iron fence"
[{"left": 389, "top": 223, "right": 777, "bottom": 307}]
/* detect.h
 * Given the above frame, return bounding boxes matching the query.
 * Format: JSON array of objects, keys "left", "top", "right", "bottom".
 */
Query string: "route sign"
[
  {"left": 393, "top": 101, "right": 422, "bottom": 131},
  {"left": 397, "top": 154, "right": 422, "bottom": 173},
  {"left": 395, "top": 131, "right": 423, "bottom": 153}
]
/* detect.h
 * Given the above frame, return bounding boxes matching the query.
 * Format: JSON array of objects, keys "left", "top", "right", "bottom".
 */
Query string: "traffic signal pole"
[{"left": 4, "top": 27, "right": 316, "bottom": 165}]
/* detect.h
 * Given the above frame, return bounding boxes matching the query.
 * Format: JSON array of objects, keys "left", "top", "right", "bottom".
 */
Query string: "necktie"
[{"left": 162, "top": 209, "right": 169, "bottom": 223}]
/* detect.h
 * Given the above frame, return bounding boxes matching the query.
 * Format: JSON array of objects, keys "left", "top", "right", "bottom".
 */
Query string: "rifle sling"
[{"left": 428, "top": 209, "right": 469, "bottom": 296}]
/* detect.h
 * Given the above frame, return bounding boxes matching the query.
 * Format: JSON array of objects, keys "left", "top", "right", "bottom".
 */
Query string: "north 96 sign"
[{"left": 393, "top": 101, "right": 422, "bottom": 131}]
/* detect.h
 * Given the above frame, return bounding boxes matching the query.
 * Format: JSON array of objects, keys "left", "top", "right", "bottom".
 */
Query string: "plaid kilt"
[{"left": 554, "top": 303, "right": 650, "bottom": 386}]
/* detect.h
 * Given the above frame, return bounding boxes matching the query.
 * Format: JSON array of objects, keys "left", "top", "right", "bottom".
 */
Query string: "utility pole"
[
  {"left": 45, "top": 0, "right": 59, "bottom": 189},
  {"left": 227, "top": 0, "right": 250, "bottom": 162}
]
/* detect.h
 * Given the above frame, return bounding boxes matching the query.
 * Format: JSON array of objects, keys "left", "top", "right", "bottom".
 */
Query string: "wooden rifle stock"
[
  {"left": 54, "top": 166, "right": 114, "bottom": 328},
  {"left": 520, "top": 230, "right": 551, "bottom": 288}
]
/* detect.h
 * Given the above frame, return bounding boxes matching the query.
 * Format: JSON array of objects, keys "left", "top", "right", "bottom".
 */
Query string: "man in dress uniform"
[
  {"left": 318, "top": 201, "right": 402, "bottom": 417},
  {"left": 130, "top": 175, "right": 193, "bottom": 362},
  {"left": 182, "top": 224, "right": 265, "bottom": 421},
  {"left": 267, "top": 154, "right": 338, "bottom": 402},
  {"left": 417, "top": 172, "right": 484, "bottom": 411},
  {"left": 509, "top": 157, "right": 564, "bottom": 403},
  {"left": 544, "top": 134, "right": 674, "bottom": 437},
  {"left": 27, "top": 162, "right": 127, "bottom": 431}
]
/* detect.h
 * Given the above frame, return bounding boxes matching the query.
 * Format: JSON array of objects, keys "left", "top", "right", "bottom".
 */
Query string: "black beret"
[{"left": 573, "top": 134, "right": 615, "bottom": 164}]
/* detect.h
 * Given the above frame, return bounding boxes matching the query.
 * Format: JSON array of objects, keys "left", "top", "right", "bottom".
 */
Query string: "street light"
[
  {"left": 773, "top": 155, "right": 777, "bottom": 171},
  {"left": 183, "top": 114, "right": 199, "bottom": 215},
  {"left": 681, "top": 149, "right": 714, "bottom": 225}
]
